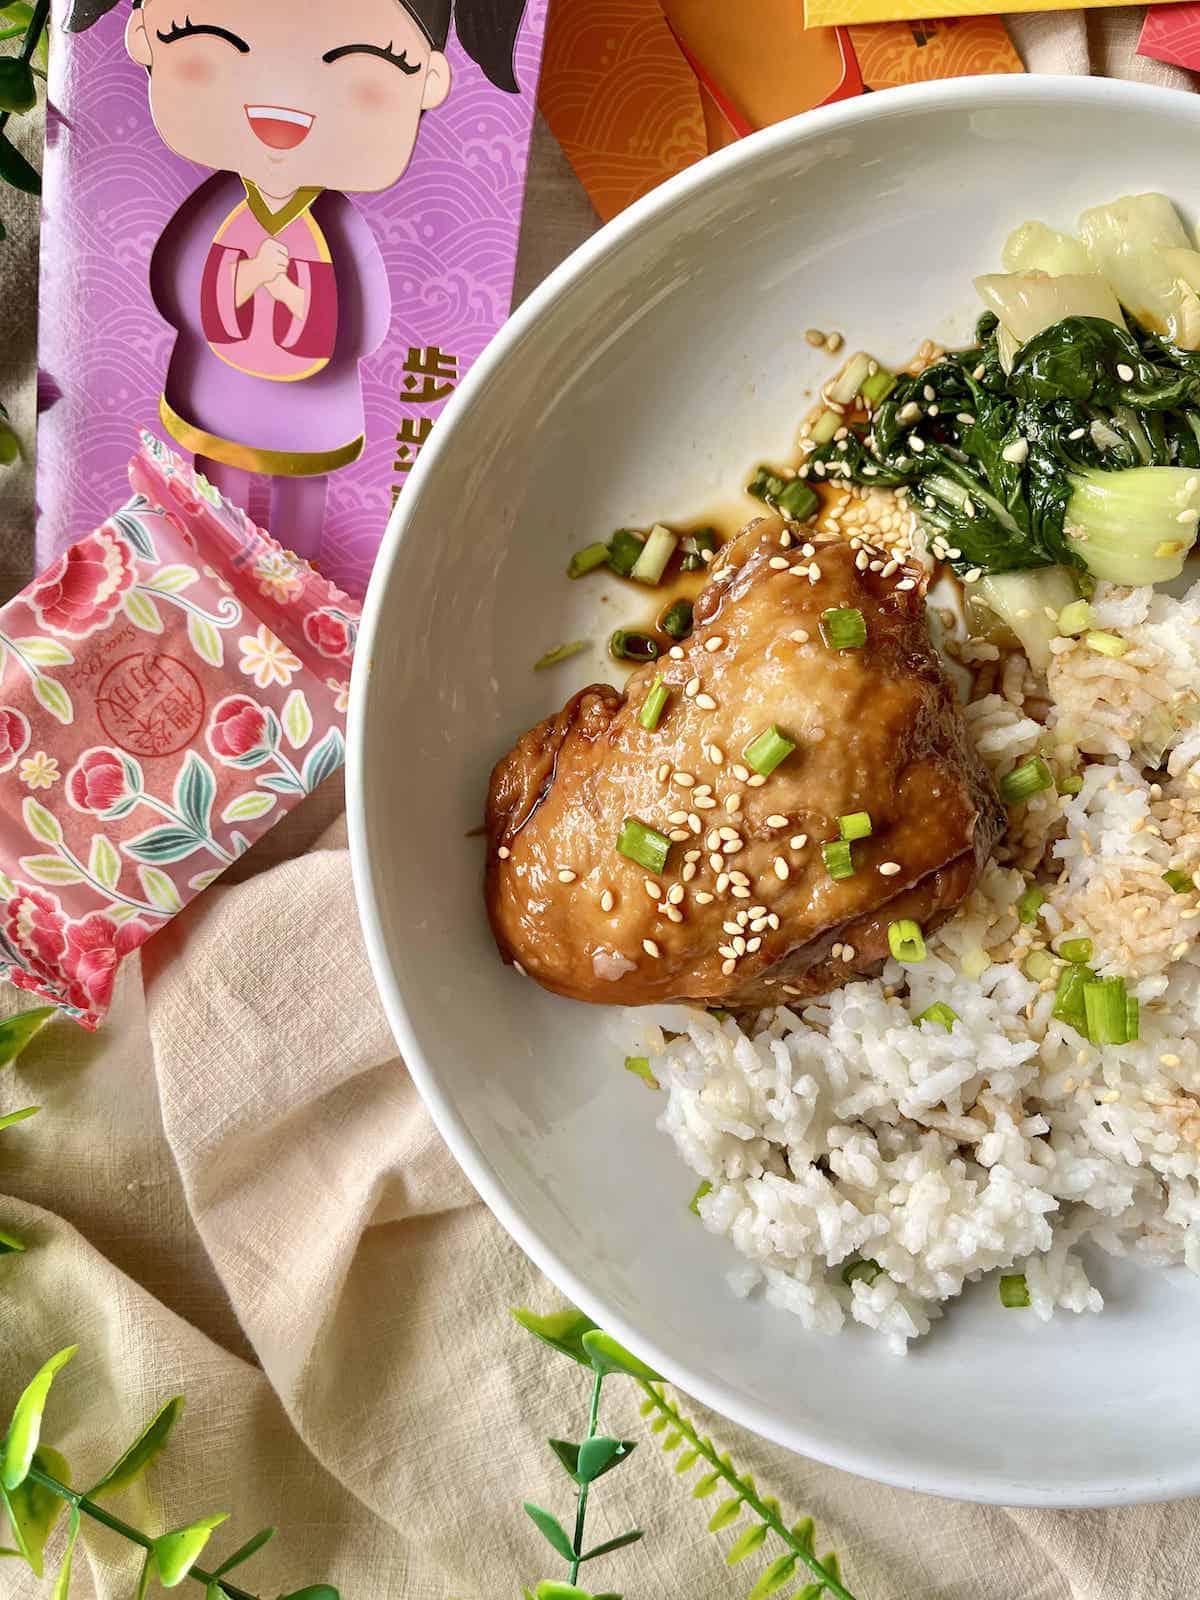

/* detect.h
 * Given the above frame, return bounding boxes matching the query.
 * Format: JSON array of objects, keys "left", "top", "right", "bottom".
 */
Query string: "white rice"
[{"left": 622, "top": 572, "right": 1200, "bottom": 1352}]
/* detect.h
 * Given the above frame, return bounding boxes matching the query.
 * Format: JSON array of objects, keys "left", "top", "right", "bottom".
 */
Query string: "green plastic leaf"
[
  {"left": 649, "top": 1416, "right": 667, "bottom": 1433},
  {"left": 692, "top": 1470, "right": 722, "bottom": 1498},
  {"left": 0, "top": 1446, "right": 69, "bottom": 1575},
  {"left": 637, "top": 1398, "right": 655, "bottom": 1417},
  {"left": 151, "top": 1513, "right": 228, "bottom": 1587},
  {"left": 522, "top": 1502, "right": 575, "bottom": 1563},
  {"left": 50, "top": 1506, "right": 80, "bottom": 1600},
  {"left": 87, "top": 1396, "right": 183, "bottom": 1500},
  {"left": 580, "top": 1330, "right": 663, "bottom": 1382},
  {"left": 1, "top": 1346, "right": 76, "bottom": 1491},
  {"left": 31, "top": 675, "right": 71, "bottom": 725},
  {"left": 0, "top": 131, "right": 40, "bottom": 194},
  {"left": 579, "top": 1529, "right": 643, "bottom": 1563},
  {"left": 134, "top": 1550, "right": 153, "bottom": 1600},
  {"left": 725, "top": 1521, "right": 769, "bottom": 1565},
  {"left": 661, "top": 1430, "right": 682, "bottom": 1451},
  {"left": 746, "top": 1552, "right": 798, "bottom": 1599},
  {"left": 22, "top": 799, "right": 62, "bottom": 846},
  {"left": 707, "top": 1497, "right": 744, "bottom": 1533},
  {"left": 510, "top": 1307, "right": 598, "bottom": 1366},
  {"left": 206, "top": 1586, "right": 221, "bottom": 1600},
  {"left": 576, "top": 1437, "right": 635, "bottom": 1484},
  {"left": 0, "top": 418, "right": 17, "bottom": 464},
  {"left": 211, "top": 1525, "right": 276, "bottom": 1577},
  {"left": 675, "top": 1448, "right": 700, "bottom": 1473},
  {"left": 546, "top": 1438, "right": 580, "bottom": 1479},
  {"left": 276, "top": 1588, "right": 341, "bottom": 1600},
  {"left": 534, "top": 1586, "right": 594, "bottom": 1600},
  {"left": 0, "top": 58, "right": 36, "bottom": 112},
  {"left": 0, "top": 1105, "right": 38, "bottom": 1133},
  {"left": 0, "top": 1229, "right": 26, "bottom": 1255},
  {"left": 790, "top": 1517, "right": 815, "bottom": 1554}
]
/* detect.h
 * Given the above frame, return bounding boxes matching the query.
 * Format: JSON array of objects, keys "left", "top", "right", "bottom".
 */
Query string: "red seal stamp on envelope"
[{"left": 96, "top": 652, "right": 205, "bottom": 757}]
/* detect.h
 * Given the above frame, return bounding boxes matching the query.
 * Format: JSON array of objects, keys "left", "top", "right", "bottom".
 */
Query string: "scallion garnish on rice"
[
  {"left": 1024, "top": 950, "right": 1054, "bottom": 981},
  {"left": 999, "top": 1273, "right": 1031, "bottom": 1308},
  {"left": 624, "top": 1055, "right": 660, "bottom": 1090},
  {"left": 841, "top": 1257, "right": 884, "bottom": 1287},
  {"left": 1016, "top": 885, "right": 1045, "bottom": 924},
  {"left": 1084, "top": 629, "right": 1130, "bottom": 659},
  {"left": 821, "top": 840, "right": 855, "bottom": 881},
  {"left": 1083, "top": 975, "right": 1135, "bottom": 1045},
  {"left": 688, "top": 1180, "right": 712, "bottom": 1216},
  {"left": 743, "top": 724, "right": 796, "bottom": 777},
  {"left": 1053, "top": 963, "right": 1093, "bottom": 1033},
  {"left": 888, "top": 919, "right": 926, "bottom": 963},
  {"left": 638, "top": 676, "right": 670, "bottom": 732},
  {"left": 999, "top": 755, "right": 1054, "bottom": 804},
  {"left": 820, "top": 606, "right": 868, "bottom": 651},
  {"left": 1163, "top": 869, "right": 1195, "bottom": 893},
  {"left": 1059, "top": 937, "right": 1093, "bottom": 964},
  {"left": 617, "top": 816, "right": 671, "bottom": 874},
  {"left": 915, "top": 1002, "right": 958, "bottom": 1032}
]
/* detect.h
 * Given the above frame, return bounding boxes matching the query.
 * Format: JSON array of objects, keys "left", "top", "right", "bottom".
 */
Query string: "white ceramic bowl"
[{"left": 348, "top": 76, "right": 1200, "bottom": 1507}]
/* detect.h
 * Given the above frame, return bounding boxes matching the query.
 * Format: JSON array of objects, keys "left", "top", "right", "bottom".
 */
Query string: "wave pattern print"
[
  {"left": 537, "top": 0, "right": 707, "bottom": 224},
  {"left": 846, "top": 16, "right": 1023, "bottom": 86},
  {"left": 36, "top": 3, "right": 548, "bottom": 598},
  {"left": 1138, "top": 3, "right": 1200, "bottom": 71}
]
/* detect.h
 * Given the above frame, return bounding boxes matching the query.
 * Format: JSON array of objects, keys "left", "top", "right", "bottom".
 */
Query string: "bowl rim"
[{"left": 347, "top": 73, "right": 1200, "bottom": 1508}]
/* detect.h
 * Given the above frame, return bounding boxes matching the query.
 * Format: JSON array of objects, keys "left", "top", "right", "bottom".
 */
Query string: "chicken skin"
[{"left": 486, "top": 515, "right": 1003, "bottom": 1008}]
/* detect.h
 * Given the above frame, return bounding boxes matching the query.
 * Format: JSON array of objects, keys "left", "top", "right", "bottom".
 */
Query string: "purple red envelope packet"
[{"left": 0, "top": 434, "right": 357, "bottom": 1028}]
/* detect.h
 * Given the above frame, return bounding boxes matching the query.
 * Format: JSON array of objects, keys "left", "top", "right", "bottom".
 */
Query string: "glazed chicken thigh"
[{"left": 486, "top": 515, "right": 1004, "bottom": 1008}]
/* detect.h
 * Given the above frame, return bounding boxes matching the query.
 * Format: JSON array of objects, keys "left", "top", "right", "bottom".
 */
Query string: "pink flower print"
[
  {"left": 303, "top": 608, "right": 357, "bottom": 662},
  {"left": 61, "top": 912, "right": 153, "bottom": 1016},
  {"left": 27, "top": 524, "right": 135, "bottom": 637},
  {"left": 67, "top": 747, "right": 134, "bottom": 815},
  {"left": 0, "top": 707, "right": 31, "bottom": 773},
  {"left": 207, "top": 695, "right": 270, "bottom": 763},
  {"left": 5, "top": 883, "right": 68, "bottom": 987}
]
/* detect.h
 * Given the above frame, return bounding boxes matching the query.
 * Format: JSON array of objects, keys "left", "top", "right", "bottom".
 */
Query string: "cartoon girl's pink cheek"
[
  {"left": 173, "top": 56, "right": 217, "bottom": 87},
  {"left": 352, "top": 75, "right": 400, "bottom": 113}
]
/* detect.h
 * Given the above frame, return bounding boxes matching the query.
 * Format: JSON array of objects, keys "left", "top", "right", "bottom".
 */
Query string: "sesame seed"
[
  {"left": 498, "top": 846, "right": 511, "bottom": 859},
  {"left": 705, "top": 636, "right": 724, "bottom": 653},
  {"left": 673, "top": 771, "right": 695, "bottom": 787},
  {"left": 780, "top": 529, "right": 793, "bottom": 548},
  {"left": 557, "top": 869, "right": 577, "bottom": 883},
  {"left": 695, "top": 891, "right": 714, "bottom": 905},
  {"left": 730, "top": 872, "right": 751, "bottom": 887},
  {"left": 725, "top": 794, "right": 742, "bottom": 815},
  {"left": 642, "top": 938, "right": 661, "bottom": 958},
  {"left": 768, "top": 913, "right": 780, "bottom": 930},
  {"left": 801, "top": 543, "right": 816, "bottom": 558},
  {"left": 723, "top": 920, "right": 740, "bottom": 935},
  {"left": 747, "top": 774, "right": 767, "bottom": 788},
  {"left": 707, "top": 743, "right": 725, "bottom": 765},
  {"left": 766, "top": 814, "right": 788, "bottom": 828},
  {"left": 710, "top": 852, "right": 724, "bottom": 871},
  {"left": 685, "top": 677, "right": 700, "bottom": 698},
  {"left": 1117, "top": 363, "right": 1134, "bottom": 381},
  {"left": 682, "top": 862, "right": 696, "bottom": 883},
  {"left": 909, "top": 435, "right": 926, "bottom": 454},
  {"left": 722, "top": 839, "right": 743, "bottom": 855},
  {"left": 769, "top": 556, "right": 789, "bottom": 570},
  {"left": 694, "top": 795, "right": 716, "bottom": 810},
  {"left": 746, "top": 936, "right": 762, "bottom": 953},
  {"left": 896, "top": 577, "right": 917, "bottom": 592},
  {"left": 644, "top": 880, "right": 662, "bottom": 898},
  {"left": 513, "top": 961, "right": 527, "bottom": 977},
  {"left": 716, "top": 872, "right": 730, "bottom": 892},
  {"left": 789, "top": 628, "right": 810, "bottom": 644},
  {"left": 718, "top": 826, "right": 739, "bottom": 841},
  {"left": 964, "top": 567, "right": 983, "bottom": 583},
  {"left": 667, "top": 810, "right": 688, "bottom": 825},
  {"left": 1001, "top": 438, "right": 1029, "bottom": 465},
  {"left": 696, "top": 693, "right": 718, "bottom": 711},
  {"left": 732, "top": 764, "right": 750, "bottom": 782},
  {"left": 878, "top": 861, "right": 901, "bottom": 876},
  {"left": 668, "top": 828, "right": 690, "bottom": 842},
  {"left": 808, "top": 562, "right": 821, "bottom": 582},
  {"left": 773, "top": 857, "right": 789, "bottom": 881},
  {"left": 668, "top": 884, "right": 685, "bottom": 905},
  {"left": 733, "top": 936, "right": 747, "bottom": 956},
  {"left": 600, "top": 889, "right": 614, "bottom": 912},
  {"left": 841, "top": 945, "right": 855, "bottom": 963},
  {"left": 656, "top": 762, "right": 670, "bottom": 783},
  {"left": 668, "top": 646, "right": 684, "bottom": 660},
  {"left": 721, "top": 957, "right": 737, "bottom": 975},
  {"left": 688, "top": 814, "right": 702, "bottom": 833},
  {"left": 790, "top": 834, "right": 808, "bottom": 850},
  {"left": 665, "top": 906, "right": 683, "bottom": 923},
  {"left": 706, "top": 829, "right": 722, "bottom": 850},
  {"left": 731, "top": 885, "right": 751, "bottom": 898},
  {"left": 832, "top": 943, "right": 843, "bottom": 959}
]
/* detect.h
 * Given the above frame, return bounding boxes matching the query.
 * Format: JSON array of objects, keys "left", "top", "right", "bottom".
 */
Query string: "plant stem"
[
  {"left": 635, "top": 1382, "right": 860, "bottom": 1600},
  {"left": 0, "top": 0, "right": 49, "bottom": 139},
  {"left": 25, "top": 1466, "right": 256, "bottom": 1600},
  {"left": 566, "top": 1368, "right": 603, "bottom": 1585}
]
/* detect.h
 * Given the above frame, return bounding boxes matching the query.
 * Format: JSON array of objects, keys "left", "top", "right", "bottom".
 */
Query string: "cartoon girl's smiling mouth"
[{"left": 244, "top": 104, "right": 316, "bottom": 150}]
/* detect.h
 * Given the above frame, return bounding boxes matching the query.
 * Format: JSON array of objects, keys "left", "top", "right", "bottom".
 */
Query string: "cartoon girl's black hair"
[{"left": 402, "top": 0, "right": 527, "bottom": 93}]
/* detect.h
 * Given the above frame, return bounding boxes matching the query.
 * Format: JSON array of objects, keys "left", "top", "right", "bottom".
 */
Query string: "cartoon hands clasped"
[{"left": 125, "top": 0, "right": 526, "bottom": 561}]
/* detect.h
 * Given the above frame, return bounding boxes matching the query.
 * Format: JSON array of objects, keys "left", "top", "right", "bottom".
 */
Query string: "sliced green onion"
[
  {"left": 568, "top": 541, "right": 610, "bottom": 579},
  {"left": 1125, "top": 995, "right": 1140, "bottom": 1042},
  {"left": 999, "top": 1273, "right": 1031, "bottom": 1308},
  {"left": 638, "top": 675, "right": 670, "bottom": 732},
  {"left": 1057, "top": 599, "right": 1093, "bottom": 636},
  {"left": 624, "top": 1055, "right": 660, "bottom": 1090},
  {"left": 841, "top": 1257, "right": 884, "bottom": 1287},
  {"left": 747, "top": 465, "right": 788, "bottom": 503},
  {"left": 610, "top": 628, "right": 660, "bottom": 664},
  {"left": 1084, "top": 976, "right": 1131, "bottom": 1046},
  {"left": 809, "top": 409, "right": 841, "bottom": 445},
  {"left": 820, "top": 606, "right": 868, "bottom": 650},
  {"left": 1053, "top": 963, "right": 1093, "bottom": 1033},
  {"left": 680, "top": 527, "right": 720, "bottom": 571},
  {"left": 999, "top": 756, "right": 1054, "bottom": 805},
  {"left": 617, "top": 816, "right": 671, "bottom": 874},
  {"left": 828, "top": 351, "right": 874, "bottom": 407},
  {"left": 1024, "top": 950, "right": 1054, "bottom": 982},
  {"left": 688, "top": 1180, "right": 712, "bottom": 1216},
  {"left": 1163, "top": 869, "right": 1195, "bottom": 893},
  {"left": 1016, "top": 885, "right": 1045, "bottom": 925},
  {"left": 534, "top": 640, "right": 586, "bottom": 671},
  {"left": 606, "top": 528, "right": 645, "bottom": 577},
  {"left": 1059, "top": 937, "right": 1093, "bottom": 964},
  {"left": 776, "top": 478, "right": 819, "bottom": 522},
  {"left": 860, "top": 366, "right": 896, "bottom": 409},
  {"left": 1060, "top": 775, "right": 1084, "bottom": 795},
  {"left": 1084, "top": 630, "right": 1130, "bottom": 659},
  {"left": 838, "top": 810, "right": 872, "bottom": 841},
  {"left": 708, "top": 1007, "right": 730, "bottom": 1022},
  {"left": 888, "top": 919, "right": 926, "bottom": 963},
  {"left": 630, "top": 523, "right": 678, "bottom": 585},
  {"left": 821, "top": 839, "right": 855, "bottom": 881},
  {"left": 743, "top": 724, "right": 796, "bottom": 777},
  {"left": 916, "top": 1002, "right": 958, "bottom": 1033},
  {"left": 660, "top": 599, "right": 694, "bottom": 640}
]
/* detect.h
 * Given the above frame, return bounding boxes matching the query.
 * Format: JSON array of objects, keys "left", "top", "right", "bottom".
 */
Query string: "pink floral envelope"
[{"left": 0, "top": 434, "right": 359, "bottom": 1027}]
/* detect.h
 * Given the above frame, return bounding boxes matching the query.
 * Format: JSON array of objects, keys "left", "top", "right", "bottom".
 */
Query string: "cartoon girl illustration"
[{"left": 124, "top": 0, "right": 527, "bottom": 559}]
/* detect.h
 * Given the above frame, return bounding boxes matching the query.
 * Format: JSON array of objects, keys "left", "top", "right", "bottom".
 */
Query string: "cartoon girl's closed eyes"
[{"left": 125, "top": 0, "right": 526, "bottom": 559}]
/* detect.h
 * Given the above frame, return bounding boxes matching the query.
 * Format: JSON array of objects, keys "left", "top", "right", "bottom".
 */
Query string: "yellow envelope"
[{"left": 810, "top": 0, "right": 1183, "bottom": 30}]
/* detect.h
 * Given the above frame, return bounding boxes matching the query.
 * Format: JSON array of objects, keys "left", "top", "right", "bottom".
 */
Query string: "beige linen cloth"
[{"left": 3, "top": 21, "right": 1200, "bottom": 1600}]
